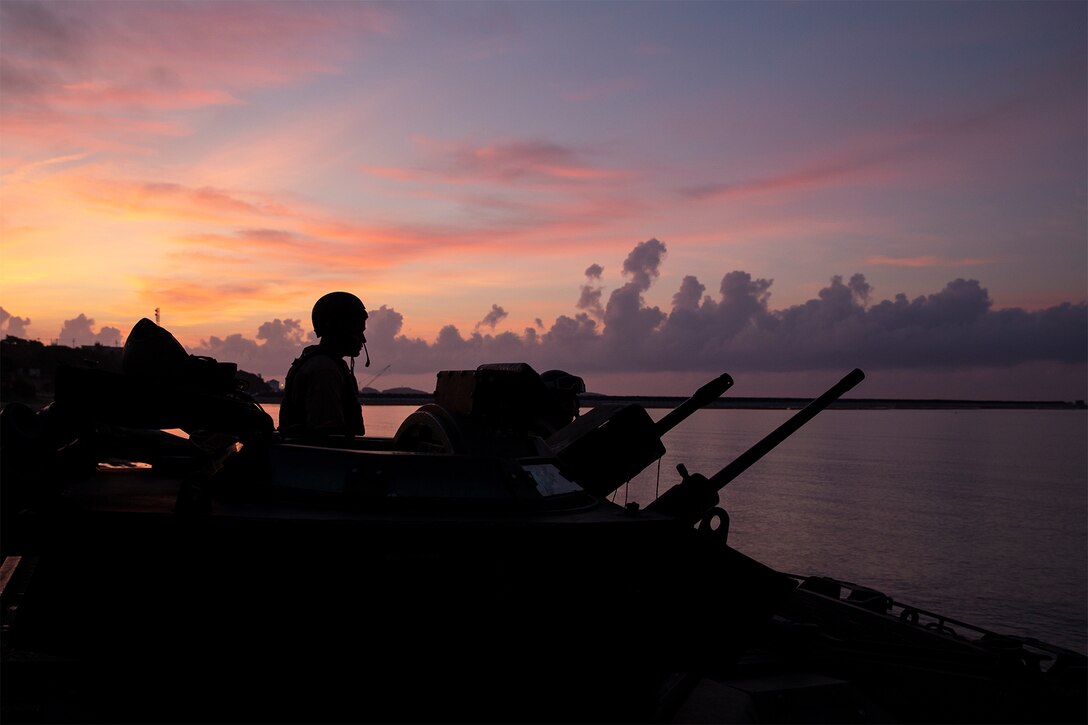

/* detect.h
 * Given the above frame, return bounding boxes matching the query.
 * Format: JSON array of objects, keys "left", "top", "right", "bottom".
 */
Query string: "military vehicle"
[{"left": 1, "top": 320, "right": 1083, "bottom": 723}]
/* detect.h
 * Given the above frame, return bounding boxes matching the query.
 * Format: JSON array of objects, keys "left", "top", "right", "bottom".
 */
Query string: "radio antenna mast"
[
  {"left": 362, "top": 364, "right": 391, "bottom": 390},
  {"left": 155, "top": 307, "right": 161, "bottom": 325}
]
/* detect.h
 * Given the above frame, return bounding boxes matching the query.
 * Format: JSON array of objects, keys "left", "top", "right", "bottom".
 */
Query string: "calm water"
[{"left": 263, "top": 403, "right": 1088, "bottom": 654}]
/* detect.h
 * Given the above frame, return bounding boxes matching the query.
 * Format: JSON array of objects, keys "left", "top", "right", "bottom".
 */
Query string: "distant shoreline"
[
  {"left": 576, "top": 395, "right": 1087, "bottom": 410},
  {"left": 255, "top": 393, "right": 1086, "bottom": 410},
  {"left": 3, "top": 394, "right": 1083, "bottom": 412}
]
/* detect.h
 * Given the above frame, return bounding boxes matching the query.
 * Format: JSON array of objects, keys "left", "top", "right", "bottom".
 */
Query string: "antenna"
[
  {"left": 362, "top": 364, "right": 391, "bottom": 390},
  {"left": 155, "top": 307, "right": 161, "bottom": 325}
]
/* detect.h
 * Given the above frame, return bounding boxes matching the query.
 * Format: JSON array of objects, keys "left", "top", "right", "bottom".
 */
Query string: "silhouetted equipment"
[
  {"left": 52, "top": 318, "right": 272, "bottom": 435},
  {"left": 2, "top": 329, "right": 1084, "bottom": 725},
  {"left": 393, "top": 363, "right": 558, "bottom": 456},
  {"left": 548, "top": 372, "right": 733, "bottom": 497},
  {"left": 709, "top": 367, "right": 865, "bottom": 490},
  {"left": 647, "top": 368, "right": 865, "bottom": 526}
]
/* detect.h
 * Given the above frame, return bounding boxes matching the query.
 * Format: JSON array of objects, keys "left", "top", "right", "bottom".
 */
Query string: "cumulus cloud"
[
  {"left": 345, "top": 235, "right": 1081, "bottom": 382},
  {"left": 576, "top": 264, "right": 605, "bottom": 319},
  {"left": 192, "top": 318, "right": 312, "bottom": 383},
  {"left": 360, "top": 238, "right": 1080, "bottom": 381},
  {"left": 621, "top": 237, "right": 665, "bottom": 291},
  {"left": 1, "top": 307, "right": 32, "bottom": 337},
  {"left": 57, "top": 313, "right": 122, "bottom": 346},
  {"left": 18, "top": 239, "right": 1087, "bottom": 392},
  {"left": 254, "top": 319, "right": 311, "bottom": 358},
  {"left": 476, "top": 304, "right": 509, "bottom": 330},
  {"left": 597, "top": 239, "right": 668, "bottom": 366}
]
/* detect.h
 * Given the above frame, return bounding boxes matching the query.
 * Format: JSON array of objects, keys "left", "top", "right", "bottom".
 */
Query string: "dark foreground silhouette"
[{"left": 1, "top": 319, "right": 1084, "bottom": 724}]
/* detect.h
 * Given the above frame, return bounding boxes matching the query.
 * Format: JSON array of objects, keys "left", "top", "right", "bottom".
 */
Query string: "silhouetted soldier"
[{"left": 279, "top": 292, "right": 368, "bottom": 438}]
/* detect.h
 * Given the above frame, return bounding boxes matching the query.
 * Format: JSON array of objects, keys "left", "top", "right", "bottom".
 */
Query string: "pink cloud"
[
  {"left": 0, "top": 1, "right": 391, "bottom": 155},
  {"left": 64, "top": 174, "right": 616, "bottom": 274},
  {"left": 366, "top": 136, "right": 631, "bottom": 187},
  {"left": 67, "top": 177, "right": 291, "bottom": 222},
  {"left": 363, "top": 166, "right": 420, "bottom": 182},
  {"left": 173, "top": 230, "right": 394, "bottom": 278},
  {"left": 867, "top": 255, "right": 1003, "bottom": 268},
  {"left": 3, "top": 1, "right": 387, "bottom": 90},
  {"left": 134, "top": 278, "right": 268, "bottom": 312},
  {"left": 52, "top": 81, "right": 240, "bottom": 111},
  {"left": 3, "top": 110, "right": 191, "bottom": 156},
  {"left": 682, "top": 154, "right": 895, "bottom": 201}
]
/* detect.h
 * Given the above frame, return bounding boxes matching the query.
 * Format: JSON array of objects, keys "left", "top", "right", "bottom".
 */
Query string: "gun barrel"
[
  {"left": 654, "top": 372, "right": 734, "bottom": 437},
  {"left": 708, "top": 368, "right": 865, "bottom": 492}
]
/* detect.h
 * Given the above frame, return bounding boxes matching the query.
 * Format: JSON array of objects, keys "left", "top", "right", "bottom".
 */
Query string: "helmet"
[{"left": 312, "top": 291, "right": 368, "bottom": 338}]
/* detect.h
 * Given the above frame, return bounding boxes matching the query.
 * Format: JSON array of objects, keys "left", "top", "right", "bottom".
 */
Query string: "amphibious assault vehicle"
[{"left": 1, "top": 320, "right": 1084, "bottom": 723}]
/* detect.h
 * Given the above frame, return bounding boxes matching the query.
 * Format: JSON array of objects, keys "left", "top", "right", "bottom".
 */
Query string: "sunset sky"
[{"left": 1, "top": 1, "right": 1085, "bottom": 399}]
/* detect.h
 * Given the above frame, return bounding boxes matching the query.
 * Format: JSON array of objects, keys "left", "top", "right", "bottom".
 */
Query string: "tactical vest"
[{"left": 279, "top": 346, "right": 364, "bottom": 436}]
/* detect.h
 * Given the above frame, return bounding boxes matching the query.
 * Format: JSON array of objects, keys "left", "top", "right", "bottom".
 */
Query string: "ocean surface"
[{"left": 263, "top": 403, "right": 1088, "bottom": 654}]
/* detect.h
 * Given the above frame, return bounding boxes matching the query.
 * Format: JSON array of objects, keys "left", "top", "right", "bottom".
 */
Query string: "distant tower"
[{"left": 155, "top": 307, "right": 160, "bottom": 325}]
